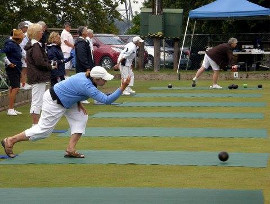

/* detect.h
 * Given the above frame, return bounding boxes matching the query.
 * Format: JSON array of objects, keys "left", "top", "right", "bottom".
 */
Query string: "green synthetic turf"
[
  {"left": 58, "top": 127, "right": 267, "bottom": 138},
  {"left": 0, "top": 150, "right": 268, "bottom": 167},
  {"left": 117, "top": 102, "right": 266, "bottom": 107},
  {"left": 0, "top": 187, "right": 263, "bottom": 204},
  {"left": 149, "top": 87, "right": 262, "bottom": 90},
  {"left": 134, "top": 93, "right": 262, "bottom": 98},
  {"left": 91, "top": 112, "right": 264, "bottom": 119}
]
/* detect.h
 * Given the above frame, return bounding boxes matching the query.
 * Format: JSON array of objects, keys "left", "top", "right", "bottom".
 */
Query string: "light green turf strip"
[
  {"left": 0, "top": 150, "right": 268, "bottom": 167},
  {"left": 0, "top": 187, "right": 263, "bottom": 204},
  {"left": 91, "top": 112, "right": 264, "bottom": 119},
  {"left": 134, "top": 93, "right": 262, "bottom": 98},
  {"left": 58, "top": 127, "right": 267, "bottom": 138},
  {"left": 117, "top": 102, "right": 266, "bottom": 107},
  {"left": 150, "top": 87, "right": 262, "bottom": 90}
]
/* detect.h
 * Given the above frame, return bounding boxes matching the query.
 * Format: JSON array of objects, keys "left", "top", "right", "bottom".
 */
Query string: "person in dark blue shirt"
[
  {"left": 74, "top": 26, "right": 94, "bottom": 73},
  {"left": 47, "top": 32, "right": 72, "bottom": 86},
  {"left": 0, "top": 29, "right": 24, "bottom": 116}
]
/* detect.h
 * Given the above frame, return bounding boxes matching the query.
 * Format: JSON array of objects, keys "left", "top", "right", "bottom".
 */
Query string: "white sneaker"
[
  {"left": 192, "top": 78, "right": 197, "bottom": 86},
  {"left": 122, "top": 91, "right": 130, "bottom": 96},
  {"left": 14, "top": 110, "right": 22, "bottom": 114},
  {"left": 126, "top": 87, "right": 136, "bottom": 94},
  {"left": 7, "top": 109, "right": 17, "bottom": 116},
  {"left": 129, "top": 89, "right": 136, "bottom": 94},
  {"left": 20, "top": 83, "right": 32, "bottom": 90},
  {"left": 81, "top": 100, "right": 90, "bottom": 104},
  {"left": 211, "top": 84, "right": 223, "bottom": 89}
]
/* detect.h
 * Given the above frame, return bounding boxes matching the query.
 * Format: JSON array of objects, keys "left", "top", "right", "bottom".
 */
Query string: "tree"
[{"left": 0, "top": 0, "right": 123, "bottom": 35}]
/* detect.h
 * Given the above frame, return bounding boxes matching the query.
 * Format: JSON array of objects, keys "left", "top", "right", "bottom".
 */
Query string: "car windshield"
[{"left": 96, "top": 36, "right": 124, "bottom": 45}]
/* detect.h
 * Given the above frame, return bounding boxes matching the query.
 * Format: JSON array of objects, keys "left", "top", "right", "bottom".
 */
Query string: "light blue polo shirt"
[{"left": 54, "top": 72, "right": 121, "bottom": 108}]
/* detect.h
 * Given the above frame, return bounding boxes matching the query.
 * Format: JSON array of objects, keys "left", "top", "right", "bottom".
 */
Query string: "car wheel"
[
  {"left": 100, "top": 56, "right": 113, "bottom": 69},
  {"left": 145, "top": 55, "right": 154, "bottom": 69}
]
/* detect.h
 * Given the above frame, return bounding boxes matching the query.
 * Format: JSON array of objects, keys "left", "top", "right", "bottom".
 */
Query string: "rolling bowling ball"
[
  {"left": 258, "top": 84, "right": 262, "bottom": 88},
  {"left": 168, "top": 84, "right": 173, "bottom": 88},
  {"left": 228, "top": 85, "right": 233, "bottom": 89},
  {"left": 218, "top": 151, "right": 229, "bottom": 162}
]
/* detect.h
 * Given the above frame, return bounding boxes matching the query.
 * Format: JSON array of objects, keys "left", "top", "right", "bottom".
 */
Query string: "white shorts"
[
  {"left": 202, "top": 54, "right": 220, "bottom": 71},
  {"left": 30, "top": 83, "right": 47, "bottom": 114},
  {"left": 25, "top": 90, "right": 88, "bottom": 141},
  {"left": 64, "top": 52, "right": 72, "bottom": 70}
]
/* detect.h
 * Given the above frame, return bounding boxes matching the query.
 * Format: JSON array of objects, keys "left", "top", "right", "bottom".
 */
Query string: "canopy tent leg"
[
  {"left": 186, "top": 20, "right": 196, "bottom": 70},
  {"left": 177, "top": 17, "right": 190, "bottom": 80}
]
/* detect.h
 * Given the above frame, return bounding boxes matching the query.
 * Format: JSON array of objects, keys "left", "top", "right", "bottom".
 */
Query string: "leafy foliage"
[{"left": 0, "top": 0, "right": 123, "bottom": 34}]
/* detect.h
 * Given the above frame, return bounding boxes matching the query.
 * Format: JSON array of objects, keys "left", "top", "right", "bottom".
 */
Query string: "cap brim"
[{"left": 103, "top": 73, "right": 114, "bottom": 81}]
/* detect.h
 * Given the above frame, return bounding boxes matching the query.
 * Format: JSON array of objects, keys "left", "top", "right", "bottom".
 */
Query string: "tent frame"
[{"left": 177, "top": 0, "right": 270, "bottom": 80}]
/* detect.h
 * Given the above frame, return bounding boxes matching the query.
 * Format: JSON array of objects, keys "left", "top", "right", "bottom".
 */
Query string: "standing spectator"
[
  {"left": 61, "top": 22, "right": 74, "bottom": 77},
  {"left": 1, "top": 67, "right": 131, "bottom": 158},
  {"left": 25, "top": 23, "right": 52, "bottom": 125},
  {"left": 86, "top": 28, "right": 94, "bottom": 63},
  {"left": 74, "top": 26, "right": 94, "bottom": 104},
  {"left": 192, "top": 38, "right": 238, "bottom": 89},
  {"left": 18, "top": 21, "right": 32, "bottom": 90},
  {"left": 0, "top": 29, "right": 24, "bottom": 115},
  {"left": 37, "top": 21, "right": 50, "bottom": 46},
  {"left": 74, "top": 26, "right": 94, "bottom": 73},
  {"left": 114, "top": 36, "right": 143, "bottom": 95},
  {"left": 47, "top": 32, "right": 72, "bottom": 86}
]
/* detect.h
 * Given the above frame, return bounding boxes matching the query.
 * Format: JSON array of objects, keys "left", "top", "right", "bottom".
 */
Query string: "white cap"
[
  {"left": 90, "top": 66, "right": 114, "bottom": 81},
  {"left": 24, "top": 21, "right": 32, "bottom": 27},
  {"left": 133, "top": 36, "right": 144, "bottom": 43}
]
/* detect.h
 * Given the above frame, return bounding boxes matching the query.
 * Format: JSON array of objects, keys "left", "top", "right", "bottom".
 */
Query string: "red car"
[
  {"left": 93, "top": 34, "right": 125, "bottom": 69},
  {"left": 93, "top": 34, "right": 148, "bottom": 69}
]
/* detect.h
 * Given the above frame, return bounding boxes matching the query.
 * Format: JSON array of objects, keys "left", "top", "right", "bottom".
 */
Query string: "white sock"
[{"left": 193, "top": 77, "right": 197, "bottom": 81}]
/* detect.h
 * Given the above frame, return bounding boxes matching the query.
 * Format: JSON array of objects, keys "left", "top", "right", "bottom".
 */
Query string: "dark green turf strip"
[
  {"left": 134, "top": 93, "right": 262, "bottom": 98},
  {"left": 0, "top": 150, "right": 268, "bottom": 167},
  {"left": 117, "top": 102, "right": 266, "bottom": 107},
  {"left": 150, "top": 87, "right": 262, "bottom": 90},
  {"left": 58, "top": 127, "right": 267, "bottom": 138},
  {"left": 91, "top": 112, "right": 264, "bottom": 119},
  {"left": 0, "top": 187, "right": 263, "bottom": 204}
]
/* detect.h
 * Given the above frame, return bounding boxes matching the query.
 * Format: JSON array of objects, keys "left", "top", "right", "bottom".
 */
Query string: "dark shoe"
[
  {"left": 64, "top": 150, "right": 85, "bottom": 158},
  {"left": 1, "top": 138, "right": 16, "bottom": 158}
]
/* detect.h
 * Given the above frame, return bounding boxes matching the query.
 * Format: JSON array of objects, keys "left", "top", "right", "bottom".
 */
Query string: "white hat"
[
  {"left": 133, "top": 36, "right": 144, "bottom": 43},
  {"left": 90, "top": 66, "right": 114, "bottom": 81},
  {"left": 24, "top": 21, "right": 32, "bottom": 27}
]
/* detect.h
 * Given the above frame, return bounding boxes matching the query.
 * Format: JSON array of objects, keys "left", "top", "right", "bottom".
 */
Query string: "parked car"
[{"left": 92, "top": 34, "right": 125, "bottom": 69}]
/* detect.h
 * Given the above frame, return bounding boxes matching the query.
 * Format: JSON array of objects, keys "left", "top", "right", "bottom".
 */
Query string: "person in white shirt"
[
  {"left": 114, "top": 36, "right": 143, "bottom": 95},
  {"left": 61, "top": 22, "right": 74, "bottom": 76},
  {"left": 86, "top": 29, "right": 94, "bottom": 63},
  {"left": 18, "top": 21, "right": 32, "bottom": 90}
]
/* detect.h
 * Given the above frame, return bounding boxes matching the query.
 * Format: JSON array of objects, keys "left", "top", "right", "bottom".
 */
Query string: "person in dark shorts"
[{"left": 0, "top": 29, "right": 24, "bottom": 115}]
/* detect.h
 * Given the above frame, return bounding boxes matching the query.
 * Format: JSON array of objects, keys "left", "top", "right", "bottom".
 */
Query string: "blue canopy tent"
[{"left": 178, "top": 0, "right": 270, "bottom": 77}]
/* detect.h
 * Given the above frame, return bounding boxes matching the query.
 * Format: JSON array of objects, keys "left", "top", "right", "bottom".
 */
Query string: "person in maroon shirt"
[{"left": 192, "top": 38, "right": 238, "bottom": 89}]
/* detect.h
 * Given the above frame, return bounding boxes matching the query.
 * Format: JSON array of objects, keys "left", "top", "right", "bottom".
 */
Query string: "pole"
[
  {"left": 152, "top": 0, "right": 162, "bottom": 72},
  {"left": 177, "top": 17, "right": 190, "bottom": 80}
]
